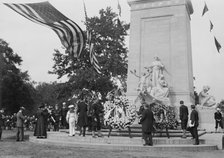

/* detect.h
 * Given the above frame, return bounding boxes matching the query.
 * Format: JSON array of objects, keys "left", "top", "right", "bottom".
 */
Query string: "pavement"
[{"left": 1, "top": 129, "right": 224, "bottom": 158}]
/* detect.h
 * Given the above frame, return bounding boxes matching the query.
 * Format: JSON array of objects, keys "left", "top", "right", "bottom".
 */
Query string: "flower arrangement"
[
  {"left": 151, "top": 103, "right": 177, "bottom": 130},
  {"left": 104, "top": 95, "right": 137, "bottom": 129}
]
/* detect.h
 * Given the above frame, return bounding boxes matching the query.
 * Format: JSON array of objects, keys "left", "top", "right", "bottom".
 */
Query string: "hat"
[
  {"left": 180, "top": 100, "right": 184, "bottom": 104},
  {"left": 20, "top": 106, "right": 25, "bottom": 110},
  {"left": 39, "top": 104, "right": 45, "bottom": 108},
  {"left": 191, "top": 105, "right": 196, "bottom": 109},
  {"left": 217, "top": 108, "right": 221, "bottom": 111},
  {"left": 68, "top": 105, "right": 74, "bottom": 108}
]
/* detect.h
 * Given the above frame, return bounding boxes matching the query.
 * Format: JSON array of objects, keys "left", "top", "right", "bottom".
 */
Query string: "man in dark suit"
[
  {"left": 61, "top": 102, "right": 68, "bottom": 129},
  {"left": 179, "top": 100, "right": 188, "bottom": 138},
  {"left": 189, "top": 104, "right": 199, "bottom": 145},
  {"left": 0, "top": 109, "right": 5, "bottom": 141},
  {"left": 16, "top": 107, "right": 25, "bottom": 141},
  {"left": 139, "top": 102, "right": 155, "bottom": 146},
  {"left": 52, "top": 104, "right": 61, "bottom": 131},
  {"left": 214, "top": 108, "right": 223, "bottom": 133}
]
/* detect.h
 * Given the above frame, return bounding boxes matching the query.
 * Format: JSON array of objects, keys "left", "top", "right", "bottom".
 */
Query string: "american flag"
[
  {"left": 89, "top": 43, "right": 101, "bottom": 74},
  {"left": 4, "top": 1, "right": 85, "bottom": 58}
]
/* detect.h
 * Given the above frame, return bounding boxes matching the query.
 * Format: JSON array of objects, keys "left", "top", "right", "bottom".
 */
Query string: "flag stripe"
[
  {"left": 90, "top": 43, "right": 101, "bottom": 74},
  {"left": 5, "top": 3, "right": 71, "bottom": 49},
  {"left": 4, "top": 2, "right": 85, "bottom": 58}
]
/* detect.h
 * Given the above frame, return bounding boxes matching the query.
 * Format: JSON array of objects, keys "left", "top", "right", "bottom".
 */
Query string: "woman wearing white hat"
[{"left": 66, "top": 105, "right": 77, "bottom": 136}]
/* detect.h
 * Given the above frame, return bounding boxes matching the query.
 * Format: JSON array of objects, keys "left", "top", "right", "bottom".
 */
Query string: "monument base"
[{"left": 197, "top": 106, "right": 216, "bottom": 132}]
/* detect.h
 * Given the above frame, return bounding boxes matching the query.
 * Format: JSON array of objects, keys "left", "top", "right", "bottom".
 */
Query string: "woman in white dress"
[{"left": 66, "top": 105, "right": 77, "bottom": 136}]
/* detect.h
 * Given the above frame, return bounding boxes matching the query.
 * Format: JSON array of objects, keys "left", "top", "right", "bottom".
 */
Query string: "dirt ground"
[{"left": 1, "top": 130, "right": 224, "bottom": 158}]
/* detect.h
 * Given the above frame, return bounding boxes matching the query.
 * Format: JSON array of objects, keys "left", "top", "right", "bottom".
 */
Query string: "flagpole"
[{"left": 0, "top": 51, "right": 4, "bottom": 109}]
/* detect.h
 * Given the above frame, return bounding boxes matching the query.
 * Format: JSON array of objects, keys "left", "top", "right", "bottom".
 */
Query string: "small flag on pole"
[
  {"left": 117, "top": 0, "right": 121, "bottom": 17},
  {"left": 82, "top": 0, "right": 88, "bottom": 22},
  {"left": 4, "top": 2, "right": 85, "bottom": 58},
  {"left": 214, "top": 36, "right": 221, "bottom": 53},
  {"left": 209, "top": 20, "right": 213, "bottom": 32},
  {"left": 202, "top": 2, "right": 209, "bottom": 16},
  {"left": 86, "top": 30, "right": 92, "bottom": 45},
  {"left": 89, "top": 43, "right": 101, "bottom": 74}
]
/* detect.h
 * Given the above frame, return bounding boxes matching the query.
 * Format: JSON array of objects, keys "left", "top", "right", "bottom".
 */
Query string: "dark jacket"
[
  {"left": 214, "top": 111, "right": 222, "bottom": 121},
  {"left": 16, "top": 110, "right": 25, "bottom": 128},
  {"left": 179, "top": 105, "right": 188, "bottom": 120},
  {"left": 190, "top": 109, "right": 199, "bottom": 127},
  {"left": 0, "top": 113, "right": 4, "bottom": 127},
  {"left": 77, "top": 101, "right": 88, "bottom": 127},
  {"left": 139, "top": 108, "right": 155, "bottom": 133},
  {"left": 34, "top": 109, "right": 49, "bottom": 137}
]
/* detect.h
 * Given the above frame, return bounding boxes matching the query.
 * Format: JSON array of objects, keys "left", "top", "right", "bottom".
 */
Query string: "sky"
[{"left": 0, "top": 0, "right": 224, "bottom": 102}]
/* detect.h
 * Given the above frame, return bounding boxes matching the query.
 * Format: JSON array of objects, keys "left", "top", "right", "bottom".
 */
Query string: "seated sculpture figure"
[{"left": 199, "top": 86, "right": 216, "bottom": 107}]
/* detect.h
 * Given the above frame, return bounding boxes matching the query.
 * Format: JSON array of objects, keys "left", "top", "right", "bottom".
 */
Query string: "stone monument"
[{"left": 126, "top": 0, "right": 194, "bottom": 106}]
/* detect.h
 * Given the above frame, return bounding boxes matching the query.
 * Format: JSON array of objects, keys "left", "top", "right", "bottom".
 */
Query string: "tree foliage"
[
  {"left": 0, "top": 39, "right": 35, "bottom": 114},
  {"left": 50, "top": 7, "right": 129, "bottom": 97}
]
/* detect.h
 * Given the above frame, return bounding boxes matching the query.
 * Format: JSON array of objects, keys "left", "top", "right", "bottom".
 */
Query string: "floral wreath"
[
  {"left": 151, "top": 103, "right": 177, "bottom": 130},
  {"left": 104, "top": 95, "right": 137, "bottom": 129}
]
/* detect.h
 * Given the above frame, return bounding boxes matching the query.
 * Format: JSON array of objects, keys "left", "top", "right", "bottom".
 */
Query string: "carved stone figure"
[
  {"left": 199, "top": 86, "right": 216, "bottom": 107},
  {"left": 132, "top": 57, "right": 170, "bottom": 106},
  {"left": 148, "top": 56, "right": 164, "bottom": 87},
  {"left": 131, "top": 69, "right": 152, "bottom": 92},
  {"left": 150, "top": 74, "right": 170, "bottom": 105}
]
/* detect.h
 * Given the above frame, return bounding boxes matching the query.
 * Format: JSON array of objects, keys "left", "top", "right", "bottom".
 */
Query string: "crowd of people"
[
  {"left": 0, "top": 91, "right": 105, "bottom": 141},
  {"left": 1, "top": 93, "right": 224, "bottom": 146}
]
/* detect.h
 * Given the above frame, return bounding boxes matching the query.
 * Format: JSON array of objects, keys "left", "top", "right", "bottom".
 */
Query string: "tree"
[
  {"left": 35, "top": 81, "right": 73, "bottom": 107},
  {"left": 0, "top": 39, "right": 35, "bottom": 114},
  {"left": 50, "top": 7, "right": 129, "bottom": 97}
]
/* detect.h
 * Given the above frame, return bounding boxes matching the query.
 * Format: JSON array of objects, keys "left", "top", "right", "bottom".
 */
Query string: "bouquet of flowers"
[{"left": 104, "top": 96, "right": 137, "bottom": 129}]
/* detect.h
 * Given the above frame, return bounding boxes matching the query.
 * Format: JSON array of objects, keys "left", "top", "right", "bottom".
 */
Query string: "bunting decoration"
[
  {"left": 214, "top": 37, "right": 222, "bottom": 53},
  {"left": 4, "top": 1, "right": 85, "bottom": 58},
  {"left": 202, "top": 2, "right": 209, "bottom": 16},
  {"left": 201, "top": 1, "right": 222, "bottom": 53},
  {"left": 209, "top": 20, "right": 213, "bottom": 32}
]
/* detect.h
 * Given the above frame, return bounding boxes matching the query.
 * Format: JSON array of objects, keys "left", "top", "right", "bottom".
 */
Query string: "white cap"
[{"left": 68, "top": 105, "right": 74, "bottom": 108}]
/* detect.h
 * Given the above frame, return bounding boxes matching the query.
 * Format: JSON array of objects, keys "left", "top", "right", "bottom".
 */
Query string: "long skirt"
[{"left": 68, "top": 118, "right": 76, "bottom": 136}]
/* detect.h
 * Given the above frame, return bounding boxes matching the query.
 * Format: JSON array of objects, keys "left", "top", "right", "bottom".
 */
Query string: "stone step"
[
  {"left": 60, "top": 129, "right": 206, "bottom": 138},
  {"left": 29, "top": 133, "right": 218, "bottom": 151},
  {"left": 46, "top": 132, "right": 205, "bottom": 145}
]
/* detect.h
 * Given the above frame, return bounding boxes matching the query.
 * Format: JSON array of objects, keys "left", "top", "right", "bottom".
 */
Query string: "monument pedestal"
[
  {"left": 127, "top": 0, "right": 194, "bottom": 106},
  {"left": 197, "top": 107, "right": 216, "bottom": 132}
]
